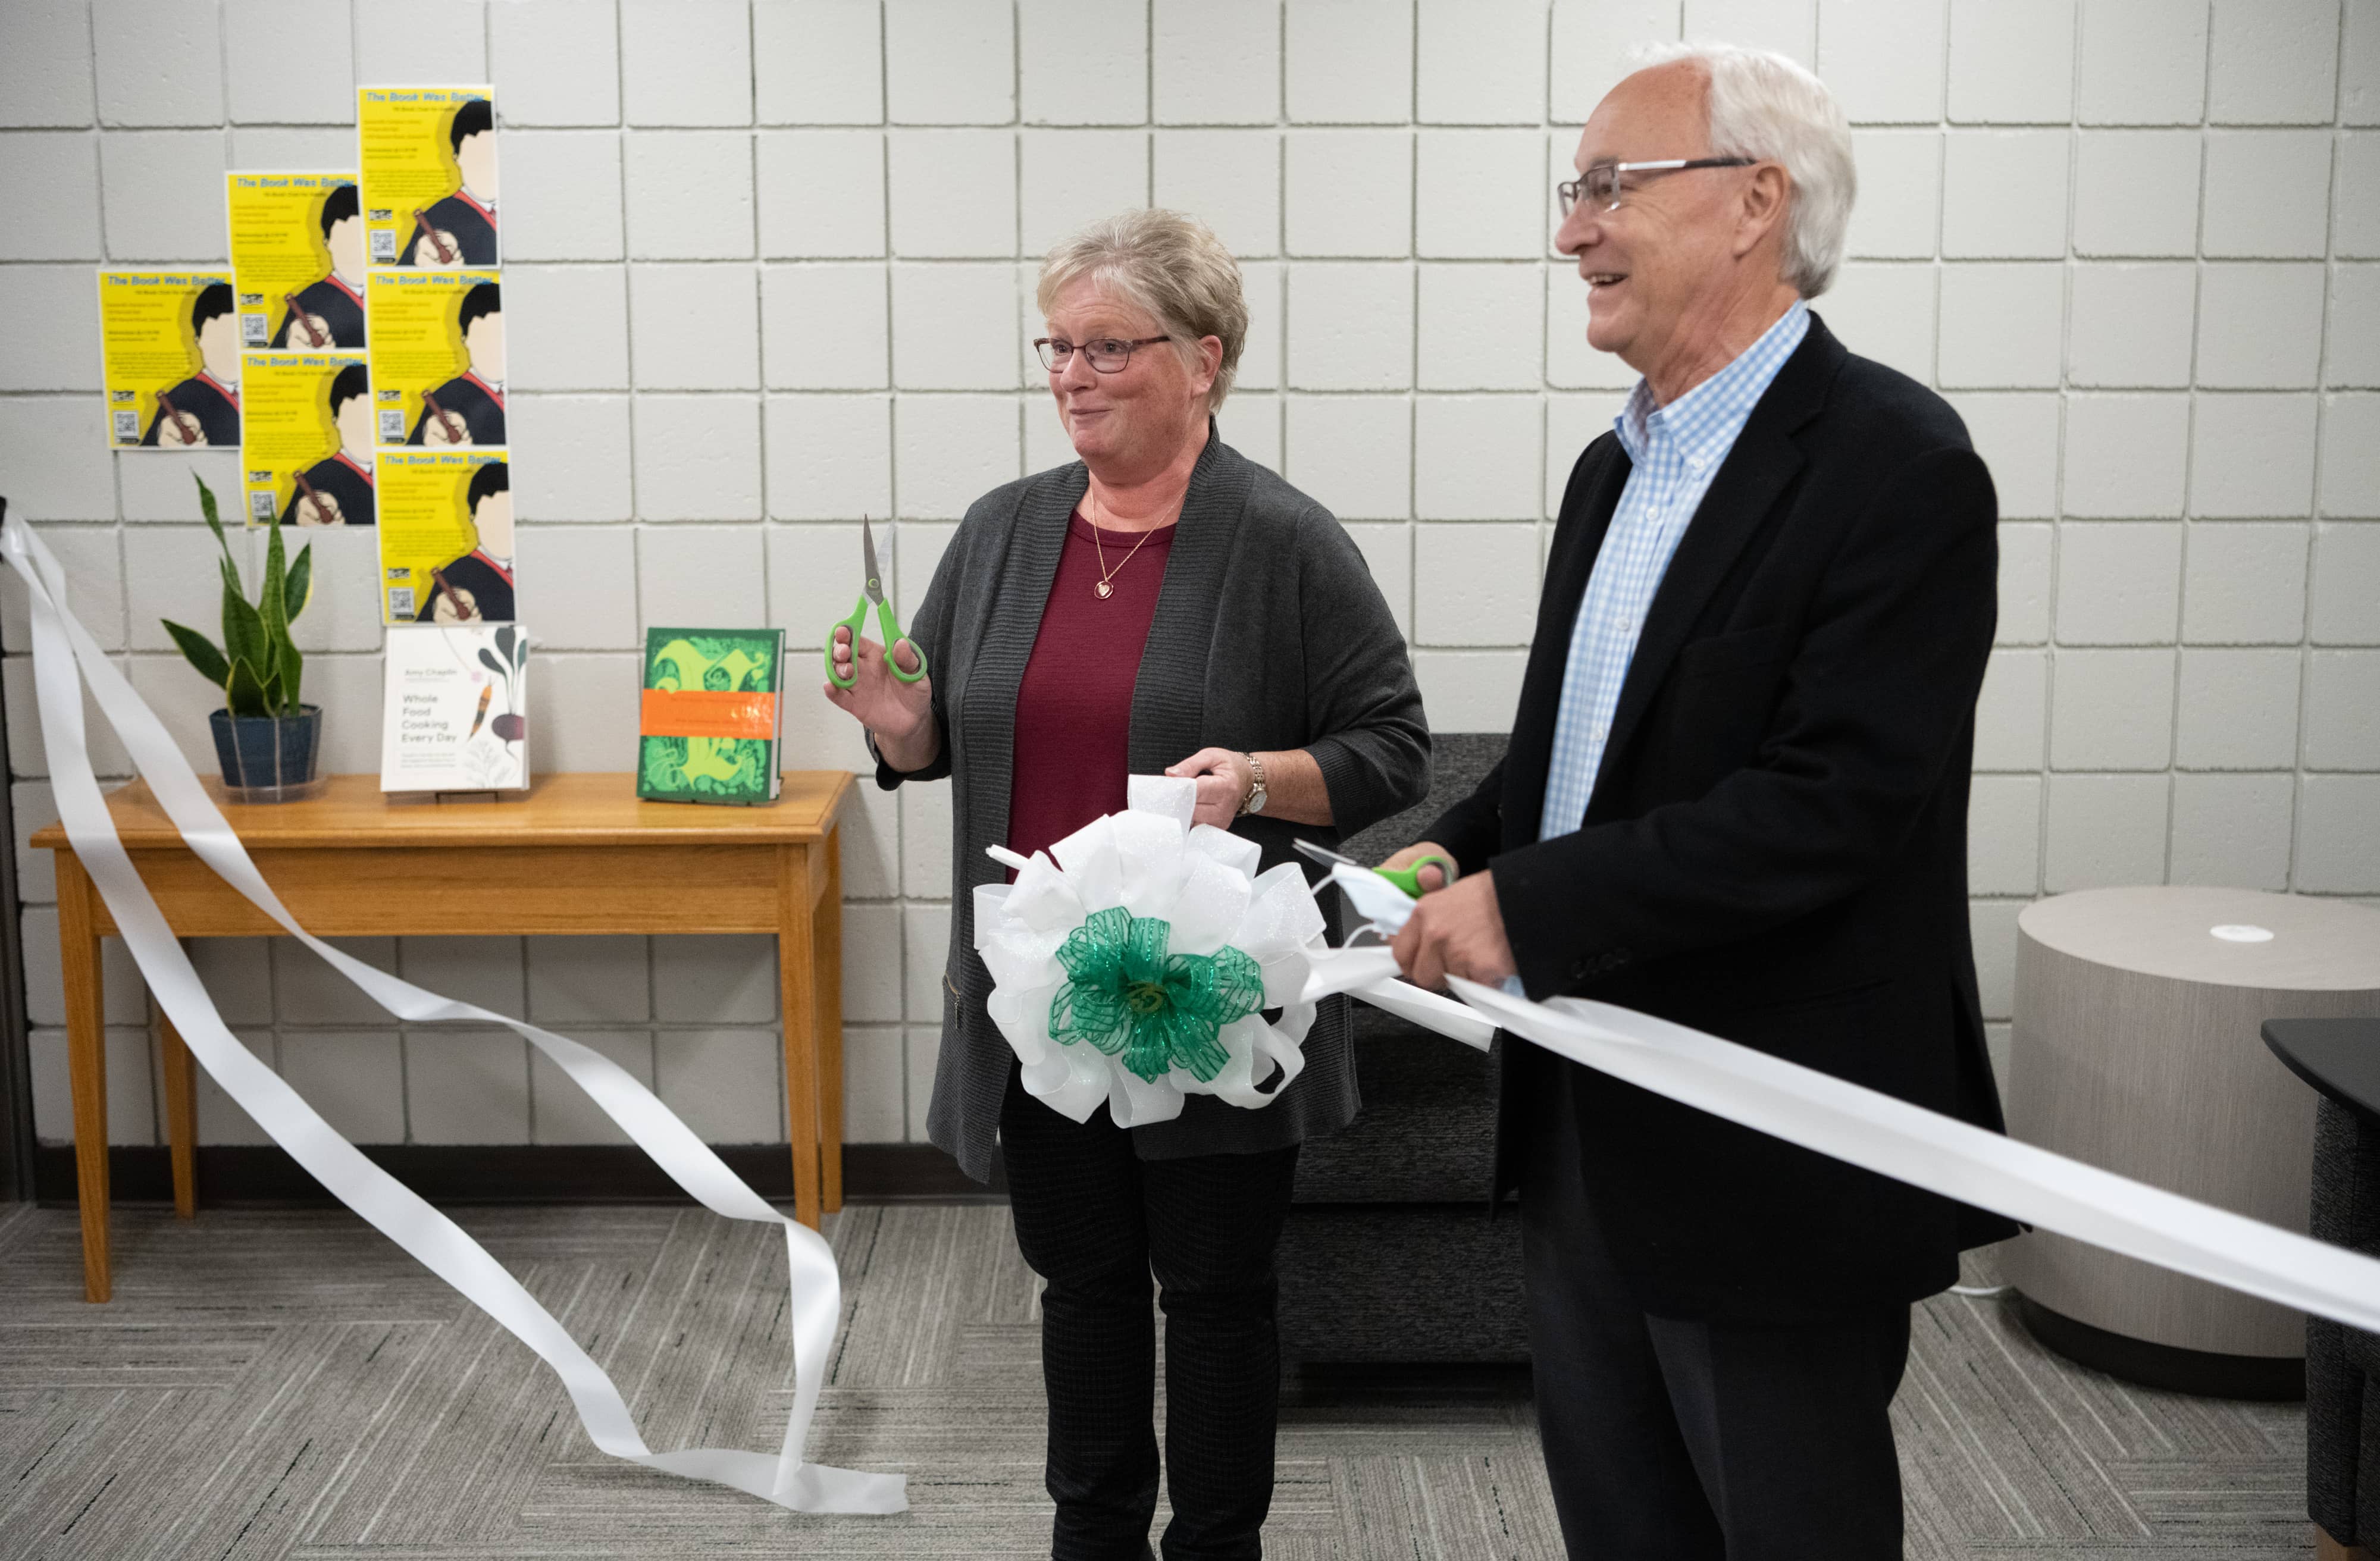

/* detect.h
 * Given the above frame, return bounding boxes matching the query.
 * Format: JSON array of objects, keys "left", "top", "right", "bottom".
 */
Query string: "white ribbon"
[
  {"left": 976, "top": 778, "right": 1493, "bottom": 1127},
  {"left": 39, "top": 467, "right": 2373, "bottom": 1502},
  {"left": 1449, "top": 977, "right": 2380, "bottom": 1336},
  {"left": 2, "top": 513, "right": 904, "bottom": 1515}
]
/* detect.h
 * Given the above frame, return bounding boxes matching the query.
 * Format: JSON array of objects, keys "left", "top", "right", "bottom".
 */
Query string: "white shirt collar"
[{"left": 1614, "top": 299, "right": 1809, "bottom": 465}]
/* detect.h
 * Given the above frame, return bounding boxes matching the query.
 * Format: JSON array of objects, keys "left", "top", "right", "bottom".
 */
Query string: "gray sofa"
[{"left": 1275, "top": 733, "right": 1530, "bottom": 1366}]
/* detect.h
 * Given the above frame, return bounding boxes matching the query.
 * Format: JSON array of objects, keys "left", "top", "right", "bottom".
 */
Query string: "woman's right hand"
[
  {"left": 823, "top": 625, "right": 938, "bottom": 769},
  {"left": 1380, "top": 840, "right": 1455, "bottom": 893}
]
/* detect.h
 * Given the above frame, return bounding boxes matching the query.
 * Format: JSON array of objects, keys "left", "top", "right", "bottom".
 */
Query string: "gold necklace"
[{"left": 1088, "top": 515, "right": 1156, "bottom": 600}]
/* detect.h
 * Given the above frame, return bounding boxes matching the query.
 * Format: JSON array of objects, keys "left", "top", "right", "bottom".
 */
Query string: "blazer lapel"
[
  {"left": 963, "top": 460, "right": 1084, "bottom": 847},
  {"left": 1590, "top": 319, "right": 1846, "bottom": 795},
  {"left": 1501, "top": 438, "right": 1631, "bottom": 850},
  {"left": 1128, "top": 424, "right": 1251, "bottom": 773}
]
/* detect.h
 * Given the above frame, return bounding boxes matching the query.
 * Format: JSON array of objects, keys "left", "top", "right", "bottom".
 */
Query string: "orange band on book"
[{"left": 640, "top": 688, "right": 777, "bottom": 740}]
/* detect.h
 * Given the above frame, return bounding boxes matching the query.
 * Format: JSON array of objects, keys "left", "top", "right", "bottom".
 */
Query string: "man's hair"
[
  {"left": 466, "top": 460, "right": 509, "bottom": 512},
  {"left": 192, "top": 281, "right": 234, "bottom": 331},
  {"left": 330, "top": 363, "right": 369, "bottom": 414},
  {"left": 449, "top": 96, "right": 493, "bottom": 152},
  {"left": 1626, "top": 42, "right": 1856, "bottom": 298},
  {"left": 319, "top": 181, "right": 359, "bottom": 237},
  {"left": 1036, "top": 209, "right": 1248, "bottom": 414},
  {"left": 458, "top": 282, "right": 501, "bottom": 333}
]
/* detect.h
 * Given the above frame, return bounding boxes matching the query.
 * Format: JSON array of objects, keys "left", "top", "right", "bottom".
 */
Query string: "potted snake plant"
[{"left": 161, "top": 477, "right": 322, "bottom": 800}]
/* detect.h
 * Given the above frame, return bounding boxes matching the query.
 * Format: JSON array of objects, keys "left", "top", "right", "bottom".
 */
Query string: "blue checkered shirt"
[{"left": 1538, "top": 300, "right": 1811, "bottom": 841}]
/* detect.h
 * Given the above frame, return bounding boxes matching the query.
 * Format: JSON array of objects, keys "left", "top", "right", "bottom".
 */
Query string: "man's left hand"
[{"left": 1391, "top": 870, "right": 1517, "bottom": 992}]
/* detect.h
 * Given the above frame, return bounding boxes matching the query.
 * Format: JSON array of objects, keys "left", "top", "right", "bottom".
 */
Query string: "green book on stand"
[{"left": 636, "top": 627, "right": 787, "bottom": 805}]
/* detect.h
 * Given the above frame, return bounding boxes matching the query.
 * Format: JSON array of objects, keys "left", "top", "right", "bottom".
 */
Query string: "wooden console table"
[{"left": 32, "top": 770, "right": 854, "bottom": 1302}]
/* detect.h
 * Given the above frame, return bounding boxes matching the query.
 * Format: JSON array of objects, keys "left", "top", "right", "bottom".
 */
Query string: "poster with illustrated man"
[
  {"left": 358, "top": 87, "right": 498, "bottom": 268},
  {"left": 226, "top": 173, "right": 367, "bottom": 351},
  {"left": 377, "top": 449, "right": 514, "bottom": 625},
  {"left": 96, "top": 270, "right": 242, "bottom": 448},
  {"left": 365, "top": 271, "right": 503, "bottom": 447},
  {"left": 240, "top": 353, "right": 375, "bottom": 526}
]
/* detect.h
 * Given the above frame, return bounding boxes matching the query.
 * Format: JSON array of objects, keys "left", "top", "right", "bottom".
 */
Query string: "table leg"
[
  {"left": 156, "top": 1005, "right": 198, "bottom": 1219},
  {"left": 2316, "top": 1526, "right": 2375, "bottom": 1560},
  {"left": 58, "top": 854, "right": 111, "bottom": 1303},
  {"left": 815, "top": 827, "right": 844, "bottom": 1214},
  {"left": 779, "top": 844, "right": 822, "bottom": 1229}
]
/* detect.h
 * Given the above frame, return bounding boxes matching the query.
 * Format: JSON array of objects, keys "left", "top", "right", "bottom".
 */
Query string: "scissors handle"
[
  {"left": 1373, "top": 855, "right": 1456, "bottom": 898},
  {"left": 876, "top": 600, "right": 928, "bottom": 683},
  {"left": 823, "top": 595, "right": 930, "bottom": 689},
  {"left": 823, "top": 596, "right": 869, "bottom": 689}
]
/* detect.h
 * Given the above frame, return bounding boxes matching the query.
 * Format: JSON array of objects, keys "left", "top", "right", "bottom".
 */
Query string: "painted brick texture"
[{"left": 5, "top": 0, "right": 2374, "bottom": 1147}]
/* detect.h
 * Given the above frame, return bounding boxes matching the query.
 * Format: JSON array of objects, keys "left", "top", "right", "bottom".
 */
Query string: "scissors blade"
[
  {"left": 1294, "top": 839, "right": 1362, "bottom": 872},
  {"left": 861, "top": 516, "right": 887, "bottom": 604}
]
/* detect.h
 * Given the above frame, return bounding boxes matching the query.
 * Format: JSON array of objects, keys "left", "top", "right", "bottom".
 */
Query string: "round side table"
[{"left": 2002, "top": 887, "right": 2380, "bottom": 1399}]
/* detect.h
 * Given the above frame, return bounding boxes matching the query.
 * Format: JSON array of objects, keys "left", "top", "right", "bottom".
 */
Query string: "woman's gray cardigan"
[{"left": 879, "top": 428, "right": 1430, "bottom": 1183}]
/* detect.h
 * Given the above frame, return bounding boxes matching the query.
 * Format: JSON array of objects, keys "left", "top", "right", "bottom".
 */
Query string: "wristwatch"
[{"left": 1237, "top": 751, "right": 1268, "bottom": 816}]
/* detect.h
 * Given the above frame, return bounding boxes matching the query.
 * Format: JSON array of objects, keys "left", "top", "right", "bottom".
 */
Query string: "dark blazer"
[
  {"left": 408, "top": 374, "right": 505, "bottom": 446},
  {"left": 269, "top": 275, "right": 367, "bottom": 349},
  {"left": 140, "top": 375, "right": 239, "bottom": 447},
  {"left": 397, "top": 191, "right": 499, "bottom": 267},
  {"left": 1427, "top": 315, "right": 2019, "bottom": 1322},
  {"left": 416, "top": 550, "right": 513, "bottom": 622},
  {"left": 883, "top": 427, "right": 1430, "bottom": 1183},
  {"left": 280, "top": 453, "right": 375, "bottom": 526}
]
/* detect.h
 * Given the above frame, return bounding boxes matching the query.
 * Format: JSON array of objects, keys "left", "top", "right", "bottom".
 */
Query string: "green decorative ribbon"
[{"left": 1050, "top": 907, "right": 1265, "bottom": 1083}]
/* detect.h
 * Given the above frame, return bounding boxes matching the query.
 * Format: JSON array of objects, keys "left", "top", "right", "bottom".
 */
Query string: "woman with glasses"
[{"left": 824, "top": 208, "right": 1426, "bottom": 1561}]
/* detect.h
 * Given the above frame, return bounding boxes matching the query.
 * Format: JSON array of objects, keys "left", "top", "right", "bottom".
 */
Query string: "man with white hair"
[{"left": 1383, "top": 43, "right": 2014, "bottom": 1558}]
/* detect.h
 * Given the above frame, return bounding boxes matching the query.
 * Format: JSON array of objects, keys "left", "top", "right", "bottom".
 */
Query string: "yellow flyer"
[
  {"left": 364, "top": 269, "right": 503, "bottom": 447},
  {"left": 377, "top": 450, "right": 515, "bottom": 625},
  {"left": 358, "top": 86, "right": 499, "bottom": 268},
  {"left": 239, "top": 353, "right": 374, "bottom": 528},
  {"left": 227, "top": 173, "right": 367, "bottom": 351},
  {"left": 96, "top": 269, "right": 240, "bottom": 449}
]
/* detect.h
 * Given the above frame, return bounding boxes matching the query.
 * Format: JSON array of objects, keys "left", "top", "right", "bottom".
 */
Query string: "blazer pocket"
[
  {"left": 1673, "top": 625, "right": 1794, "bottom": 680},
  {"left": 1730, "top": 973, "right": 1893, "bottom": 1018}
]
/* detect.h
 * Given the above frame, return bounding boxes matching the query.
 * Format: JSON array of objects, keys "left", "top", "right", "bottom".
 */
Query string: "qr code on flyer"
[
  {"left": 112, "top": 410, "right": 139, "bottom": 443},
  {"left": 242, "top": 312, "right": 268, "bottom": 346},
  {"left": 387, "top": 587, "right": 414, "bottom": 618},
  {"left": 249, "top": 491, "right": 277, "bottom": 522},
  {"left": 371, "top": 228, "right": 396, "bottom": 262},
  {"left": 380, "top": 409, "right": 406, "bottom": 441}
]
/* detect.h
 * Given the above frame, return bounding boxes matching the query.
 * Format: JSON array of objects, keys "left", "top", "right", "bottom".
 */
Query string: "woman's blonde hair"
[{"left": 1036, "top": 209, "right": 1248, "bottom": 412}]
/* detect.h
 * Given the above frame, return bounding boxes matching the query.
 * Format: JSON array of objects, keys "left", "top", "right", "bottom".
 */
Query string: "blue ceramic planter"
[{"left": 209, "top": 705, "right": 323, "bottom": 801}]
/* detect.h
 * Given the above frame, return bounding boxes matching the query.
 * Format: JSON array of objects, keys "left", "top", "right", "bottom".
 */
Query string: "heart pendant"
[{"left": 1094, "top": 580, "right": 1113, "bottom": 599}]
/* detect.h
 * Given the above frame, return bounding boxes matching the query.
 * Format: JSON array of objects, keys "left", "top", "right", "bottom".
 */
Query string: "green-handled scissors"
[
  {"left": 1294, "top": 839, "right": 1457, "bottom": 900},
  {"left": 825, "top": 517, "right": 928, "bottom": 689}
]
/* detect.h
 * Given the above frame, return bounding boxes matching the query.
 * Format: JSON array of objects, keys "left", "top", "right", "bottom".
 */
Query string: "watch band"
[{"left": 1238, "top": 751, "right": 1268, "bottom": 816}]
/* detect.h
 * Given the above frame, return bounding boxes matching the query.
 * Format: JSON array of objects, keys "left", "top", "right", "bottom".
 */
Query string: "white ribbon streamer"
[
  {"left": 1450, "top": 977, "right": 2380, "bottom": 1336},
  {"left": 3, "top": 513, "right": 904, "bottom": 1514},
  {"left": 36, "top": 471, "right": 2375, "bottom": 1503}
]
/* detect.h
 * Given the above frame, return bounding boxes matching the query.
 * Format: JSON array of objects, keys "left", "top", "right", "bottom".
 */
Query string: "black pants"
[
  {"left": 1521, "top": 1080, "right": 1912, "bottom": 1560},
  {"left": 999, "top": 1067, "right": 1301, "bottom": 1561}
]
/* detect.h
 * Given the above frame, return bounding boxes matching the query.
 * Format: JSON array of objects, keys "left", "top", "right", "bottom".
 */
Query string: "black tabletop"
[{"left": 2265, "top": 1018, "right": 2380, "bottom": 1127}]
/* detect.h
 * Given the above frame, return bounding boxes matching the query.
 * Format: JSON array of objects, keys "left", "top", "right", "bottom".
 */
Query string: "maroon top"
[{"left": 1004, "top": 510, "right": 1179, "bottom": 872}]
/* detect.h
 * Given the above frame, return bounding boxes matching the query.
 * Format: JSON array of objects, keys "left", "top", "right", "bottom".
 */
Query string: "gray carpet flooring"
[{"left": 0, "top": 1200, "right": 2316, "bottom": 1559}]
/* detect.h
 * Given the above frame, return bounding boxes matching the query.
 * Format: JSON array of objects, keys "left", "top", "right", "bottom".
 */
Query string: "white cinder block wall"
[{"left": 4, "top": 0, "right": 2376, "bottom": 1152}]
